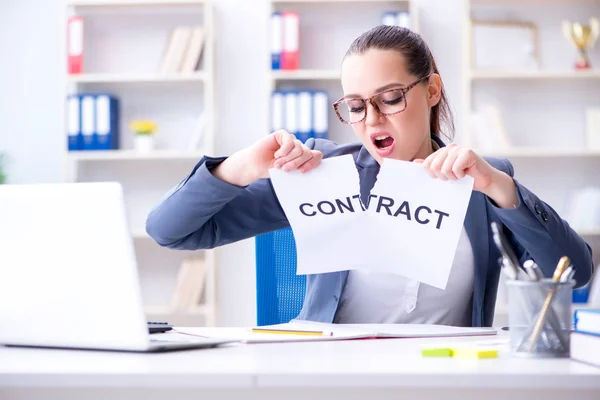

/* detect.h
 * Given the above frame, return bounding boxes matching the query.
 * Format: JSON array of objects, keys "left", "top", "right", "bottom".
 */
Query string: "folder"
[
  {"left": 66, "top": 95, "right": 81, "bottom": 151},
  {"left": 271, "top": 91, "right": 285, "bottom": 132},
  {"left": 180, "top": 26, "right": 205, "bottom": 74},
  {"left": 94, "top": 94, "right": 119, "bottom": 150},
  {"left": 160, "top": 26, "right": 193, "bottom": 74},
  {"left": 281, "top": 11, "right": 299, "bottom": 70},
  {"left": 297, "top": 91, "right": 312, "bottom": 143},
  {"left": 271, "top": 12, "right": 283, "bottom": 70},
  {"left": 397, "top": 11, "right": 410, "bottom": 29},
  {"left": 284, "top": 91, "right": 299, "bottom": 139},
  {"left": 80, "top": 95, "right": 96, "bottom": 151},
  {"left": 381, "top": 11, "right": 397, "bottom": 26},
  {"left": 312, "top": 91, "right": 328, "bottom": 140},
  {"left": 67, "top": 16, "right": 84, "bottom": 74}
]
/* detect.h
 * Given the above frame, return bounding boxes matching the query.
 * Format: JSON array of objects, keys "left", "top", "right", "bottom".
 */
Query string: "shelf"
[
  {"left": 272, "top": 0, "right": 410, "bottom": 3},
  {"left": 471, "top": 0, "right": 597, "bottom": 4},
  {"left": 68, "top": 150, "right": 205, "bottom": 161},
  {"left": 132, "top": 231, "right": 151, "bottom": 239},
  {"left": 270, "top": 69, "right": 341, "bottom": 80},
  {"left": 477, "top": 148, "right": 600, "bottom": 158},
  {"left": 68, "top": 73, "right": 206, "bottom": 84},
  {"left": 67, "top": 0, "right": 206, "bottom": 7},
  {"left": 578, "top": 229, "right": 600, "bottom": 237},
  {"left": 471, "top": 70, "right": 600, "bottom": 80}
]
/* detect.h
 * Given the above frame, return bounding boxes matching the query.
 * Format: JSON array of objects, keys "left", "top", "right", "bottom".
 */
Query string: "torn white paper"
[
  {"left": 269, "top": 154, "right": 367, "bottom": 274},
  {"left": 365, "top": 159, "right": 474, "bottom": 289},
  {"left": 269, "top": 155, "right": 474, "bottom": 290}
]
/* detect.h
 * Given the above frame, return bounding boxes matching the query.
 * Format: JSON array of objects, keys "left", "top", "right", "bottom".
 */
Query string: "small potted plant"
[
  {"left": 0, "top": 152, "right": 7, "bottom": 185},
  {"left": 130, "top": 120, "right": 157, "bottom": 153}
]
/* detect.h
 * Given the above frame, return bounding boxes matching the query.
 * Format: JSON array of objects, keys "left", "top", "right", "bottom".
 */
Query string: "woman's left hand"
[{"left": 415, "top": 143, "right": 519, "bottom": 209}]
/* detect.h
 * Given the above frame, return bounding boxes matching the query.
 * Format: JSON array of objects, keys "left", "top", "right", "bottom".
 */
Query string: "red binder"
[
  {"left": 281, "top": 11, "right": 299, "bottom": 70},
  {"left": 67, "top": 16, "right": 84, "bottom": 74}
]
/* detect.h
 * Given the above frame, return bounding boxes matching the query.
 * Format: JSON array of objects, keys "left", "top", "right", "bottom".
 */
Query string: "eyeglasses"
[{"left": 332, "top": 75, "right": 430, "bottom": 124}]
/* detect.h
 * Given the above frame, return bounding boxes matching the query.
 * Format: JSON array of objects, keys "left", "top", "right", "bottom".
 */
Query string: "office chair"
[{"left": 255, "top": 227, "right": 306, "bottom": 326}]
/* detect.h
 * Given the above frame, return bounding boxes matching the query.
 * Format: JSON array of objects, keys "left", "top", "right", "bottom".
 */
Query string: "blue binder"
[
  {"left": 80, "top": 95, "right": 96, "bottom": 151},
  {"left": 312, "top": 91, "right": 328, "bottom": 140},
  {"left": 94, "top": 94, "right": 119, "bottom": 150},
  {"left": 271, "top": 12, "right": 282, "bottom": 70},
  {"left": 66, "top": 95, "right": 82, "bottom": 151}
]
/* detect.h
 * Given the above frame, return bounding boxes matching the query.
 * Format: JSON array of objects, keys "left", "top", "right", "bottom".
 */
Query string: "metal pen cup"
[{"left": 506, "top": 279, "right": 574, "bottom": 358}]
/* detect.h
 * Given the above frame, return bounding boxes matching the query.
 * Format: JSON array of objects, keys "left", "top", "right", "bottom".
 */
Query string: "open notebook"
[{"left": 175, "top": 321, "right": 497, "bottom": 344}]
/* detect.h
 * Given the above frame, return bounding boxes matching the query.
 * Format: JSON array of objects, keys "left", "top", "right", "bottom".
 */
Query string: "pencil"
[
  {"left": 251, "top": 328, "right": 333, "bottom": 336},
  {"left": 526, "top": 256, "right": 570, "bottom": 352}
]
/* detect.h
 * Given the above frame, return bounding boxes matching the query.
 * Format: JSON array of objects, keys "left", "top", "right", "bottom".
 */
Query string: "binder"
[
  {"left": 271, "top": 91, "right": 285, "bottom": 132},
  {"left": 67, "top": 16, "right": 84, "bottom": 74},
  {"left": 397, "top": 11, "right": 410, "bottom": 29},
  {"left": 312, "top": 91, "right": 328, "bottom": 140},
  {"left": 281, "top": 11, "right": 299, "bottom": 70},
  {"left": 284, "top": 91, "right": 299, "bottom": 139},
  {"left": 271, "top": 12, "right": 283, "bottom": 70},
  {"left": 80, "top": 95, "right": 96, "bottom": 151},
  {"left": 381, "top": 11, "right": 397, "bottom": 26},
  {"left": 180, "top": 26, "right": 205, "bottom": 74},
  {"left": 67, "top": 95, "right": 81, "bottom": 151},
  {"left": 160, "top": 26, "right": 193, "bottom": 74},
  {"left": 94, "top": 94, "right": 119, "bottom": 150},
  {"left": 297, "top": 91, "right": 312, "bottom": 143}
]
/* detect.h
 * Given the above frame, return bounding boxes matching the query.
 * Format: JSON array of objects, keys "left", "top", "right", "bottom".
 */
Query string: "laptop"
[{"left": 0, "top": 182, "right": 234, "bottom": 352}]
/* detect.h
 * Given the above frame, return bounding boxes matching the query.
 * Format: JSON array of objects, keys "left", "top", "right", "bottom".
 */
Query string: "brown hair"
[{"left": 344, "top": 25, "right": 454, "bottom": 141}]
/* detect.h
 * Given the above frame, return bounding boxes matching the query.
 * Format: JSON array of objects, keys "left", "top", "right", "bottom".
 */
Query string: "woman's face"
[{"left": 340, "top": 48, "right": 441, "bottom": 164}]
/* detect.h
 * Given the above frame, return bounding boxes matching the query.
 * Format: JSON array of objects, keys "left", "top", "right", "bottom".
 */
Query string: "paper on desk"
[
  {"left": 173, "top": 326, "right": 371, "bottom": 344},
  {"left": 364, "top": 159, "right": 474, "bottom": 289},
  {"left": 287, "top": 320, "right": 497, "bottom": 338},
  {"left": 269, "top": 154, "right": 368, "bottom": 274}
]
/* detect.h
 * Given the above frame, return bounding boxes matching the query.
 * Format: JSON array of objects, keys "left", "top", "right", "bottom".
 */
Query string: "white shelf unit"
[
  {"left": 64, "top": 0, "right": 217, "bottom": 327},
  {"left": 67, "top": 72, "right": 207, "bottom": 83},
  {"left": 268, "top": 0, "right": 419, "bottom": 145},
  {"left": 462, "top": 0, "right": 600, "bottom": 323},
  {"left": 470, "top": 70, "right": 600, "bottom": 80}
]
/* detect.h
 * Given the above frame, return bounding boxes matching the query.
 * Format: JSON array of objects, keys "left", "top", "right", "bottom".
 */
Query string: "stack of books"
[{"left": 571, "top": 309, "right": 600, "bottom": 367}]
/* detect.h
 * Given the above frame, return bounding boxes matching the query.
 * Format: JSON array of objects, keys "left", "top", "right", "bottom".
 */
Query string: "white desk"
[{"left": 1, "top": 331, "right": 599, "bottom": 400}]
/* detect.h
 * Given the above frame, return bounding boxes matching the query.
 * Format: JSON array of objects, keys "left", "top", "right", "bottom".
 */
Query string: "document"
[
  {"left": 175, "top": 322, "right": 496, "bottom": 344},
  {"left": 269, "top": 155, "right": 368, "bottom": 274},
  {"left": 269, "top": 155, "right": 474, "bottom": 289},
  {"left": 365, "top": 159, "right": 474, "bottom": 289}
]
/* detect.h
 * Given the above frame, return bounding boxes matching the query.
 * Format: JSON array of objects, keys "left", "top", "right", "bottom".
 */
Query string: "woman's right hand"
[{"left": 212, "top": 130, "right": 323, "bottom": 187}]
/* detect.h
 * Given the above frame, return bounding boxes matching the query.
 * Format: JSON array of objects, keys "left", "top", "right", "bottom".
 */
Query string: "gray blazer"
[{"left": 146, "top": 136, "right": 594, "bottom": 327}]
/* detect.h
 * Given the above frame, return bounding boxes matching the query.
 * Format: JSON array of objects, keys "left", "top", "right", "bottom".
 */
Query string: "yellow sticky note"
[
  {"left": 421, "top": 348, "right": 454, "bottom": 357},
  {"left": 452, "top": 348, "right": 498, "bottom": 359}
]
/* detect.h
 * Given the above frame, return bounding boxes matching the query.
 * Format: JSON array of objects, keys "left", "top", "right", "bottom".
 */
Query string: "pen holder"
[{"left": 506, "top": 280, "right": 574, "bottom": 358}]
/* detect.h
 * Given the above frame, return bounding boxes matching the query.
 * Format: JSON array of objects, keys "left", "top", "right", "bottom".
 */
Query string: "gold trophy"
[{"left": 562, "top": 18, "right": 599, "bottom": 69}]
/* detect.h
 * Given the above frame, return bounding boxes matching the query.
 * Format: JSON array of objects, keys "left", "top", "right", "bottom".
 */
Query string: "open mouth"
[{"left": 373, "top": 135, "right": 395, "bottom": 149}]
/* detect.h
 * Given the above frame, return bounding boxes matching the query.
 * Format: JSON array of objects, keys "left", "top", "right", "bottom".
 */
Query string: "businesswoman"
[{"left": 146, "top": 25, "right": 593, "bottom": 327}]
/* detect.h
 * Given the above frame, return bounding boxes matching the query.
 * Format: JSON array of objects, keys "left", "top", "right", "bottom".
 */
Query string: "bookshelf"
[
  {"left": 462, "top": 0, "right": 600, "bottom": 322},
  {"left": 63, "top": 0, "right": 217, "bottom": 327},
  {"left": 268, "top": 0, "right": 419, "bottom": 146}
]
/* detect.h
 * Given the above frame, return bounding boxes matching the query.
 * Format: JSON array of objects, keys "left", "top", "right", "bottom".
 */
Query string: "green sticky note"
[{"left": 421, "top": 348, "right": 454, "bottom": 357}]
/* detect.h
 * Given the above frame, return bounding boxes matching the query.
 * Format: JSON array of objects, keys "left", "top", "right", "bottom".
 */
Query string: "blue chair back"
[{"left": 255, "top": 227, "right": 306, "bottom": 326}]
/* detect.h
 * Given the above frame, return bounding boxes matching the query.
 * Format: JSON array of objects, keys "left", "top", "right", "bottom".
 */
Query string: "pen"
[
  {"left": 491, "top": 222, "right": 521, "bottom": 279},
  {"left": 526, "top": 256, "right": 570, "bottom": 352},
  {"left": 523, "top": 260, "right": 544, "bottom": 281},
  {"left": 251, "top": 328, "right": 333, "bottom": 337},
  {"left": 559, "top": 265, "right": 575, "bottom": 283}
]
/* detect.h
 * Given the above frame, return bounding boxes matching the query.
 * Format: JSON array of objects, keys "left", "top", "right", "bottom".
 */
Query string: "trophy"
[{"left": 562, "top": 18, "right": 599, "bottom": 69}]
